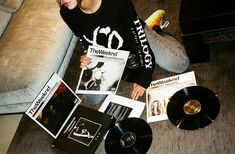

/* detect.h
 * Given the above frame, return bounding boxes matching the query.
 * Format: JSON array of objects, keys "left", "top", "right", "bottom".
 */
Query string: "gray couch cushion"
[
  {"left": 0, "top": 0, "right": 78, "bottom": 114},
  {"left": 0, "top": 0, "right": 24, "bottom": 13},
  {"left": 0, "top": 9, "right": 11, "bottom": 37}
]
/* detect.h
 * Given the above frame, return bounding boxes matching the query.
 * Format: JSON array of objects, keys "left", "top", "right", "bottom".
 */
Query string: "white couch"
[{"left": 0, "top": 0, "right": 78, "bottom": 114}]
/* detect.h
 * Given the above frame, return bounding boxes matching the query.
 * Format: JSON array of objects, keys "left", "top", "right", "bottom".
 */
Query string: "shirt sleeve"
[{"left": 118, "top": 0, "right": 155, "bottom": 88}]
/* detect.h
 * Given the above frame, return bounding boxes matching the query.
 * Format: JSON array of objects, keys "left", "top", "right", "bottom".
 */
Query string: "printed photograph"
[
  {"left": 104, "top": 102, "right": 132, "bottom": 122},
  {"left": 148, "top": 99, "right": 166, "bottom": 117},
  {"left": 147, "top": 92, "right": 168, "bottom": 118},
  {"left": 68, "top": 117, "right": 101, "bottom": 146},
  {"left": 76, "top": 57, "right": 125, "bottom": 94}
]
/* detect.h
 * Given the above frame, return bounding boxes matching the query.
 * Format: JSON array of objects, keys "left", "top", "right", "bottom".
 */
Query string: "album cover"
[
  {"left": 53, "top": 105, "right": 116, "bottom": 154},
  {"left": 146, "top": 71, "right": 197, "bottom": 123},
  {"left": 75, "top": 45, "right": 129, "bottom": 95},
  {"left": 26, "top": 73, "right": 116, "bottom": 153},
  {"left": 25, "top": 72, "right": 80, "bottom": 138},
  {"left": 99, "top": 94, "right": 145, "bottom": 122}
]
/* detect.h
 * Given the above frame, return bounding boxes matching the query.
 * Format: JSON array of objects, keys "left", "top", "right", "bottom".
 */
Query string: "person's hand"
[
  {"left": 131, "top": 83, "right": 146, "bottom": 100},
  {"left": 80, "top": 54, "right": 92, "bottom": 68}
]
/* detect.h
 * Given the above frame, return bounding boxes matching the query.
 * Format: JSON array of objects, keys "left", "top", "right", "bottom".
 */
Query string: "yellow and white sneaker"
[{"left": 145, "top": 9, "right": 167, "bottom": 30}]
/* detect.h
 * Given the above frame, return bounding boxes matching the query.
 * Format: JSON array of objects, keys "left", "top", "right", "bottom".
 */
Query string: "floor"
[{"left": 0, "top": 114, "right": 22, "bottom": 154}]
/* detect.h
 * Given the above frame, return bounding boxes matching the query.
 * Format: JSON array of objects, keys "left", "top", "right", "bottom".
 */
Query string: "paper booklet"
[
  {"left": 26, "top": 73, "right": 115, "bottom": 154},
  {"left": 75, "top": 45, "right": 129, "bottom": 95},
  {"left": 146, "top": 71, "right": 197, "bottom": 123},
  {"left": 98, "top": 94, "right": 145, "bottom": 123}
]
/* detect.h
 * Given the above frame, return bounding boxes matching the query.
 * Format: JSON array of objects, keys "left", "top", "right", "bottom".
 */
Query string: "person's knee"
[
  {"left": 144, "top": 25, "right": 190, "bottom": 73},
  {"left": 155, "top": 49, "right": 190, "bottom": 73},
  {"left": 172, "top": 55, "right": 190, "bottom": 73}
]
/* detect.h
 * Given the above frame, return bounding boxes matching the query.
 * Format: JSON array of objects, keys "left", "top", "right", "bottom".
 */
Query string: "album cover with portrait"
[
  {"left": 146, "top": 71, "right": 197, "bottom": 123},
  {"left": 75, "top": 45, "right": 129, "bottom": 95}
]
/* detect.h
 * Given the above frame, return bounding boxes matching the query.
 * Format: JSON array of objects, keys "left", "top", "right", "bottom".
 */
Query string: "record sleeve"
[
  {"left": 53, "top": 105, "right": 116, "bottom": 154},
  {"left": 25, "top": 72, "right": 80, "bottom": 138},
  {"left": 76, "top": 45, "right": 129, "bottom": 94},
  {"left": 98, "top": 94, "right": 145, "bottom": 122},
  {"left": 26, "top": 73, "right": 116, "bottom": 153},
  {"left": 146, "top": 71, "right": 197, "bottom": 123}
]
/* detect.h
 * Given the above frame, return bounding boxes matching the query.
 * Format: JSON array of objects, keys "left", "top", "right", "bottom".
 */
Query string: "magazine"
[
  {"left": 75, "top": 45, "right": 129, "bottom": 95},
  {"left": 146, "top": 71, "right": 197, "bottom": 123},
  {"left": 26, "top": 73, "right": 115, "bottom": 154},
  {"left": 99, "top": 94, "right": 145, "bottom": 122}
]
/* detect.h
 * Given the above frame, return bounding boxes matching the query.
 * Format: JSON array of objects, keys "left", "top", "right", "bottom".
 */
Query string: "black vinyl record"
[
  {"left": 105, "top": 118, "right": 152, "bottom": 154},
  {"left": 167, "top": 86, "right": 220, "bottom": 130}
]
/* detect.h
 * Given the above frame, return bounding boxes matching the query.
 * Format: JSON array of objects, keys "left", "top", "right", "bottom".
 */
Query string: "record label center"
[
  {"left": 120, "top": 132, "right": 136, "bottom": 148},
  {"left": 183, "top": 100, "right": 201, "bottom": 115}
]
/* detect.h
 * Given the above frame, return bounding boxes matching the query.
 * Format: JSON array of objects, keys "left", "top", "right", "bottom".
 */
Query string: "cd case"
[
  {"left": 26, "top": 73, "right": 115, "bottom": 153},
  {"left": 146, "top": 71, "right": 197, "bottom": 123},
  {"left": 75, "top": 45, "right": 129, "bottom": 95}
]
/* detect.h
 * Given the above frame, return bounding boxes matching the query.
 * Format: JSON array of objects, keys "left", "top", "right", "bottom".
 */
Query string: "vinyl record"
[
  {"left": 105, "top": 118, "right": 152, "bottom": 154},
  {"left": 167, "top": 86, "right": 220, "bottom": 130}
]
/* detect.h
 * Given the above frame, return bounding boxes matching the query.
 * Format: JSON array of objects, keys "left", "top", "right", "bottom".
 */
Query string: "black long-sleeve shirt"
[{"left": 60, "top": 0, "right": 155, "bottom": 88}]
